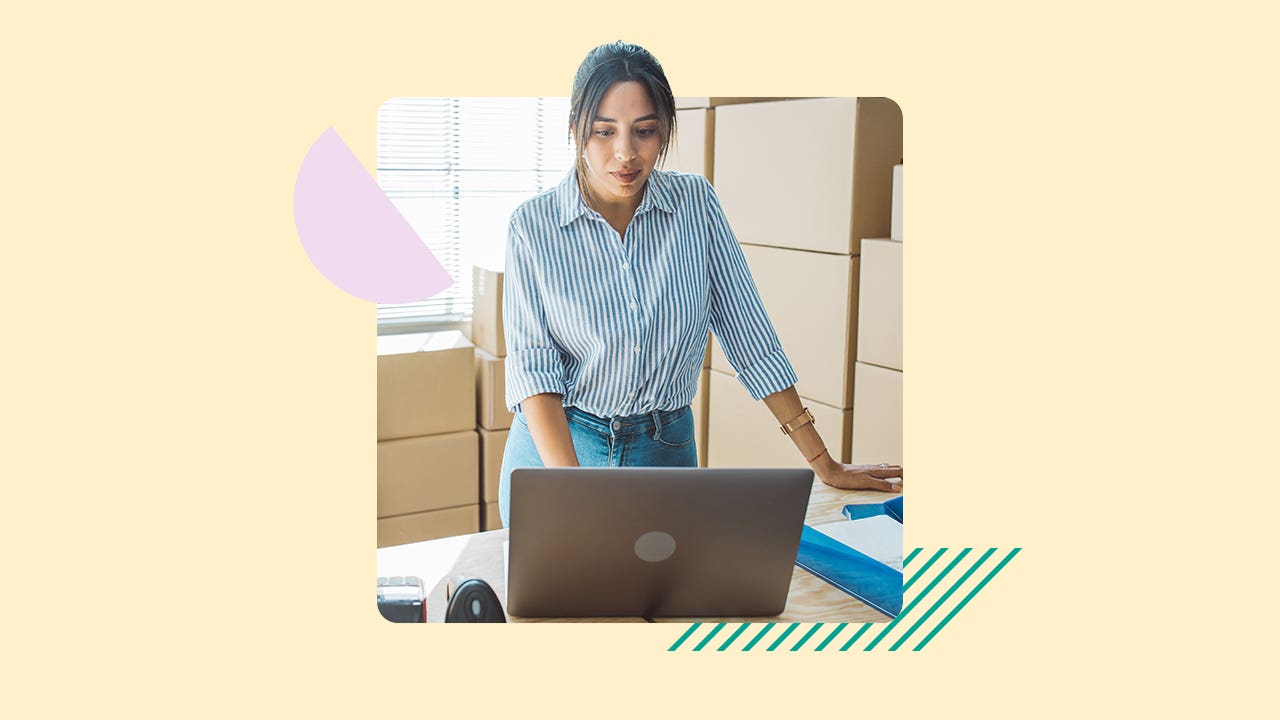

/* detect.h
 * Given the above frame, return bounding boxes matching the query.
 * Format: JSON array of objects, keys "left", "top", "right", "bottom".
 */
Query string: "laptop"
[{"left": 507, "top": 467, "right": 813, "bottom": 618}]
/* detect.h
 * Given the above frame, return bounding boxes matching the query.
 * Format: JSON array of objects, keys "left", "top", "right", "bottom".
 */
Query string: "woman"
[{"left": 498, "top": 41, "right": 902, "bottom": 526}]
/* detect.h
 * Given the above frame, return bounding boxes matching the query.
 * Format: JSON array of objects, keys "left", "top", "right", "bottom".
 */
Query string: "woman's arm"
[
  {"left": 520, "top": 393, "right": 579, "bottom": 467},
  {"left": 763, "top": 386, "right": 903, "bottom": 492},
  {"left": 701, "top": 177, "right": 800, "bottom": 401},
  {"left": 503, "top": 210, "right": 574, "bottom": 463},
  {"left": 693, "top": 177, "right": 898, "bottom": 488}
]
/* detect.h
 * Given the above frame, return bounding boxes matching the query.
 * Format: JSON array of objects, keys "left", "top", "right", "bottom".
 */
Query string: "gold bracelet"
[{"left": 780, "top": 407, "right": 816, "bottom": 435}]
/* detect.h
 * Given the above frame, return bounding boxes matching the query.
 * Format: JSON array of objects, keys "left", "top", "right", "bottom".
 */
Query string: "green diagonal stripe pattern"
[
  {"left": 717, "top": 623, "right": 750, "bottom": 652},
  {"left": 664, "top": 548, "right": 1020, "bottom": 652},
  {"left": 692, "top": 623, "right": 727, "bottom": 651},
  {"left": 668, "top": 622, "right": 702, "bottom": 652},
  {"left": 839, "top": 623, "right": 874, "bottom": 651},
  {"left": 814, "top": 622, "right": 847, "bottom": 651},
  {"left": 903, "top": 548, "right": 948, "bottom": 594},
  {"left": 865, "top": 548, "right": 973, "bottom": 651},
  {"left": 902, "top": 547, "right": 923, "bottom": 567},
  {"left": 766, "top": 623, "right": 800, "bottom": 651},
  {"left": 888, "top": 549, "right": 996, "bottom": 651},
  {"left": 791, "top": 623, "right": 824, "bottom": 651},
  {"left": 913, "top": 548, "right": 1021, "bottom": 651},
  {"left": 741, "top": 623, "right": 775, "bottom": 651}
]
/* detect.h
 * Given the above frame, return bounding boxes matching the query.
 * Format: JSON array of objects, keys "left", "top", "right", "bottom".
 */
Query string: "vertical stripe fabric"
[{"left": 504, "top": 169, "right": 798, "bottom": 417}]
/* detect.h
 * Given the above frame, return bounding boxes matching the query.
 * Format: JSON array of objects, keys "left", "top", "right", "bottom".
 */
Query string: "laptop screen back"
[{"left": 508, "top": 467, "right": 813, "bottom": 618}]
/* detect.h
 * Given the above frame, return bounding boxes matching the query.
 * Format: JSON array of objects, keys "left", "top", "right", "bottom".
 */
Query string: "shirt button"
[
  {"left": 612, "top": 420, "right": 622, "bottom": 430},
  {"left": 627, "top": 390, "right": 636, "bottom": 398},
  {"left": 621, "top": 263, "right": 630, "bottom": 271},
  {"left": 633, "top": 345, "right": 640, "bottom": 354},
  {"left": 629, "top": 301, "right": 637, "bottom": 310}
]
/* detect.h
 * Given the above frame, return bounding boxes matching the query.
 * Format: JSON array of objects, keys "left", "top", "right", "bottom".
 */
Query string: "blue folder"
[
  {"left": 795, "top": 525, "right": 903, "bottom": 618},
  {"left": 841, "top": 495, "right": 904, "bottom": 523}
]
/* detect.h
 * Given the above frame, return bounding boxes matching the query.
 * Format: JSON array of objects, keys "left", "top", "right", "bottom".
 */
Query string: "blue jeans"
[{"left": 498, "top": 405, "right": 698, "bottom": 527}]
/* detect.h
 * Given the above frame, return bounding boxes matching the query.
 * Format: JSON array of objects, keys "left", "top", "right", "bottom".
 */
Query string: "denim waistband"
[{"left": 565, "top": 405, "right": 689, "bottom": 437}]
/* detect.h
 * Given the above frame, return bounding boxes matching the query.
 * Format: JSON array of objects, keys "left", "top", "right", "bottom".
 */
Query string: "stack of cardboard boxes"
[
  {"left": 852, "top": 163, "right": 903, "bottom": 464},
  {"left": 472, "top": 266, "right": 514, "bottom": 530},
  {"left": 376, "top": 331, "right": 480, "bottom": 548},
  {"left": 703, "top": 98, "right": 903, "bottom": 468}
]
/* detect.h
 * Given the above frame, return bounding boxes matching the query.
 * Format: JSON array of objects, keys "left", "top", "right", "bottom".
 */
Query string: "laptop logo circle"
[{"left": 634, "top": 531, "right": 677, "bottom": 563}]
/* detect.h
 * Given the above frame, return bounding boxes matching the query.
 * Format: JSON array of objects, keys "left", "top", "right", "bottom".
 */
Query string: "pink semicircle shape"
[{"left": 293, "top": 127, "right": 453, "bottom": 304}]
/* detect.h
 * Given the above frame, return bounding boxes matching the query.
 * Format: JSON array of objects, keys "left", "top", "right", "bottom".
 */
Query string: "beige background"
[{"left": 4, "top": 1, "right": 1276, "bottom": 716}]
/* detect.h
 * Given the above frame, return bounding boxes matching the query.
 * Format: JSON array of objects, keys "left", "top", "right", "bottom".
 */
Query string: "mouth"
[{"left": 611, "top": 169, "right": 641, "bottom": 184}]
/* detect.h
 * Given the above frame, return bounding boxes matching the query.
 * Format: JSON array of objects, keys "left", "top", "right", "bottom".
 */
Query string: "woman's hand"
[{"left": 811, "top": 453, "right": 903, "bottom": 492}]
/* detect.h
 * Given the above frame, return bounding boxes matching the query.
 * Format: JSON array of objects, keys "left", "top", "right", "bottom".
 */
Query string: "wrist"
[{"left": 808, "top": 450, "right": 838, "bottom": 474}]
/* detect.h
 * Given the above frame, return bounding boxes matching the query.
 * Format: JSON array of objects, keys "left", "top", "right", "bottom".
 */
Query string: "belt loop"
[{"left": 651, "top": 409, "right": 663, "bottom": 439}]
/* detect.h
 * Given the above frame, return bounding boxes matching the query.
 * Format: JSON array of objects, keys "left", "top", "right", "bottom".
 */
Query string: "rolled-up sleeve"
[
  {"left": 503, "top": 212, "right": 566, "bottom": 412},
  {"left": 702, "top": 177, "right": 799, "bottom": 400}
]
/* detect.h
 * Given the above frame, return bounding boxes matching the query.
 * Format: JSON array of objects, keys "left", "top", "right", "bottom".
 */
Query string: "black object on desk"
[
  {"left": 445, "top": 577, "right": 506, "bottom": 623},
  {"left": 377, "top": 576, "right": 427, "bottom": 623}
]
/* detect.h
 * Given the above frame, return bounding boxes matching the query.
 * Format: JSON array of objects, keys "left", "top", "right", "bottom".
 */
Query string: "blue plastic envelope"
[
  {"left": 796, "top": 524, "right": 904, "bottom": 618},
  {"left": 841, "top": 495, "right": 904, "bottom": 523}
]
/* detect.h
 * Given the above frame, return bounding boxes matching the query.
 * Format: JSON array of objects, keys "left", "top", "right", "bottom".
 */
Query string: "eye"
[
  {"left": 636, "top": 127, "right": 657, "bottom": 137},
  {"left": 594, "top": 128, "right": 614, "bottom": 137}
]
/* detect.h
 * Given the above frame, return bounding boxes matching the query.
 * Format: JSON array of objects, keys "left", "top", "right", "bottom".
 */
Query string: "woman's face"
[{"left": 580, "top": 80, "right": 662, "bottom": 208}]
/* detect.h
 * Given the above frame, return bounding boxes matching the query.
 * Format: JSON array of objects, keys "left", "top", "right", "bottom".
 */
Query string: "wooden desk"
[{"left": 376, "top": 478, "right": 897, "bottom": 623}]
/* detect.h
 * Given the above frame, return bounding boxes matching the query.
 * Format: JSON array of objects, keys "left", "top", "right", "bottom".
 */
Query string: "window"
[{"left": 376, "top": 97, "right": 576, "bottom": 333}]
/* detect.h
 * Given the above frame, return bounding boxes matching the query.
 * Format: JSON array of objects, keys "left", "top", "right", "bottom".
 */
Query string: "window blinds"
[{"left": 375, "top": 97, "right": 575, "bottom": 326}]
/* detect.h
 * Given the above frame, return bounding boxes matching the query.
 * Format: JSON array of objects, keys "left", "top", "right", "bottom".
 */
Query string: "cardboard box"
[
  {"left": 475, "top": 349, "right": 513, "bottom": 430},
  {"left": 714, "top": 97, "right": 902, "bottom": 254},
  {"left": 706, "top": 369, "right": 851, "bottom": 468},
  {"left": 674, "top": 97, "right": 794, "bottom": 110},
  {"left": 850, "top": 362, "right": 902, "bottom": 465},
  {"left": 378, "top": 505, "right": 480, "bottom": 548},
  {"left": 856, "top": 239, "right": 903, "bottom": 372},
  {"left": 377, "top": 430, "right": 479, "bottom": 518},
  {"left": 664, "top": 108, "right": 714, "bottom": 181},
  {"left": 479, "top": 427, "right": 508, "bottom": 503},
  {"left": 482, "top": 501, "right": 503, "bottom": 531},
  {"left": 471, "top": 265, "right": 505, "bottom": 357},
  {"left": 891, "top": 164, "right": 903, "bottom": 242},
  {"left": 710, "top": 245, "right": 858, "bottom": 409},
  {"left": 377, "top": 331, "right": 476, "bottom": 441}
]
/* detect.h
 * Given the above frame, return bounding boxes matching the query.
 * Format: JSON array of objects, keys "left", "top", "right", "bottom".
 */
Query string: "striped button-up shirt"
[{"left": 503, "top": 169, "right": 797, "bottom": 418}]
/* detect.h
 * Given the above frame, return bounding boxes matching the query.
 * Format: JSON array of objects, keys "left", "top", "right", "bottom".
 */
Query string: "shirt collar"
[
  {"left": 555, "top": 169, "right": 677, "bottom": 228},
  {"left": 636, "top": 169, "right": 677, "bottom": 217}
]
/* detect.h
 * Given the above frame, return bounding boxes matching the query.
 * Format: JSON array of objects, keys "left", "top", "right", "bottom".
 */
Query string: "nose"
[{"left": 614, "top": 134, "right": 637, "bottom": 162}]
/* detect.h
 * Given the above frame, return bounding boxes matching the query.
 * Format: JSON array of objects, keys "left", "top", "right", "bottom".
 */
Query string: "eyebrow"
[{"left": 593, "top": 113, "right": 660, "bottom": 123}]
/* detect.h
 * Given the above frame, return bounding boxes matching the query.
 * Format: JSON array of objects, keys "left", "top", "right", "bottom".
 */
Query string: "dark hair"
[{"left": 569, "top": 41, "right": 677, "bottom": 207}]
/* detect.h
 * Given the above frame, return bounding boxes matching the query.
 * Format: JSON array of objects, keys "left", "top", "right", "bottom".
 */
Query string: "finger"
[
  {"left": 870, "top": 464, "right": 903, "bottom": 480},
  {"left": 864, "top": 476, "right": 898, "bottom": 492}
]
